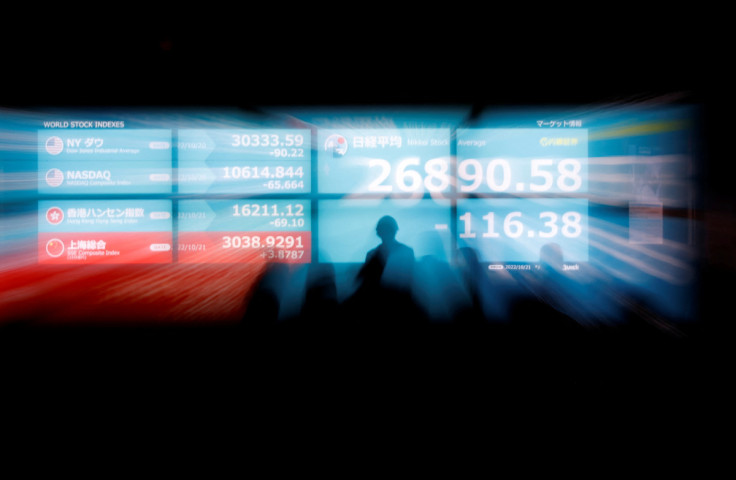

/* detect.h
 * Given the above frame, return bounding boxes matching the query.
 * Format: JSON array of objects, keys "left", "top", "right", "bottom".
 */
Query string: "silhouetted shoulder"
[{"left": 393, "top": 242, "right": 414, "bottom": 258}]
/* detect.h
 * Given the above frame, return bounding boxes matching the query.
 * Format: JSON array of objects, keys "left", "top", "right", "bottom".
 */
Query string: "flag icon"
[
  {"left": 45, "top": 168, "right": 64, "bottom": 187},
  {"left": 45, "top": 136, "right": 64, "bottom": 155},
  {"left": 46, "top": 207, "right": 64, "bottom": 225},
  {"left": 45, "top": 239, "right": 65, "bottom": 258}
]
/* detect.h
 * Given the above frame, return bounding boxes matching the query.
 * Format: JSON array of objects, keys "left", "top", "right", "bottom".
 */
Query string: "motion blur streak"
[
  {"left": 590, "top": 238, "right": 688, "bottom": 285},
  {"left": 1, "top": 264, "right": 264, "bottom": 325},
  {"left": 0, "top": 172, "right": 37, "bottom": 192},
  {"left": 588, "top": 118, "right": 690, "bottom": 141},
  {"left": 587, "top": 154, "right": 692, "bottom": 207},
  {"left": 591, "top": 224, "right": 694, "bottom": 272}
]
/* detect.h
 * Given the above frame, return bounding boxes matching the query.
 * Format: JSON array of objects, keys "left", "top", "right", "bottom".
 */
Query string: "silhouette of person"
[
  {"left": 539, "top": 242, "right": 564, "bottom": 273},
  {"left": 357, "top": 215, "right": 415, "bottom": 292},
  {"left": 301, "top": 262, "right": 339, "bottom": 328},
  {"left": 346, "top": 215, "right": 424, "bottom": 329},
  {"left": 242, "top": 262, "right": 290, "bottom": 328},
  {"left": 453, "top": 247, "right": 489, "bottom": 325},
  {"left": 412, "top": 231, "right": 467, "bottom": 322}
]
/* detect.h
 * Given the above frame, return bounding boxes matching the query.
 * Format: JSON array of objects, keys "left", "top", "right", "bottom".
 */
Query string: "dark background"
[{"left": 2, "top": 7, "right": 720, "bottom": 106}]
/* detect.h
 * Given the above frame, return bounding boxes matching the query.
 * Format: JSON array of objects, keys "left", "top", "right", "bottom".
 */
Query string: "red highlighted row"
[
  {"left": 177, "top": 232, "right": 311, "bottom": 264},
  {"left": 38, "top": 232, "right": 311, "bottom": 264},
  {"left": 38, "top": 232, "right": 173, "bottom": 264}
]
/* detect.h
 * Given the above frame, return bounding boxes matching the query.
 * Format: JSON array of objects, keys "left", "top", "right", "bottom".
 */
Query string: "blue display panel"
[
  {"left": 457, "top": 198, "right": 588, "bottom": 264},
  {"left": 177, "top": 129, "right": 311, "bottom": 194},
  {"left": 38, "top": 130, "right": 172, "bottom": 194},
  {"left": 177, "top": 199, "right": 311, "bottom": 263},
  {"left": 318, "top": 128, "right": 451, "bottom": 194},
  {"left": 456, "top": 128, "right": 588, "bottom": 194},
  {"left": 37, "top": 200, "right": 173, "bottom": 264},
  {"left": 318, "top": 198, "right": 452, "bottom": 263}
]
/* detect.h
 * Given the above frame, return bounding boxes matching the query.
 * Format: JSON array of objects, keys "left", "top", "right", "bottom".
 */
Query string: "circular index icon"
[
  {"left": 46, "top": 207, "right": 64, "bottom": 225},
  {"left": 324, "top": 134, "right": 348, "bottom": 157},
  {"left": 45, "top": 239, "right": 65, "bottom": 258},
  {"left": 45, "top": 136, "right": 64, "bottom": 155},
  {"left": 45, "top": 168, "right": 64, "bottom": 187}
]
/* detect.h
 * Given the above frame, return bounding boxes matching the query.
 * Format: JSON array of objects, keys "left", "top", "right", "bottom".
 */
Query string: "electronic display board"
[
  {"left": 317, "top": 198, "right": 452, "bottom": 263},
  {"left": 456, "top": 128, "right": 588, "bottom": 194},
  {"left": 178, "top": 199, "right": 311, "bottom": 263},
  {"left": 178, "top": 129, "right": 310, "bottom": 194},
  {"left": 38, "top": 200, "right": 173, "bottom": 264},
  {"left": 34, "top": 125, "right": 591, "bottom": 266},
  {"left": 0, "top": 105, "right": 700, "bottom": 328},
  {"left": 457, "top": 198, "right": 589, "bottom": 264},
  {"left": 38, "top": 129, "right": 172, "bottom": 194},
  {"left": 318, "top": 128, "right": 451, "bottom": 195}
]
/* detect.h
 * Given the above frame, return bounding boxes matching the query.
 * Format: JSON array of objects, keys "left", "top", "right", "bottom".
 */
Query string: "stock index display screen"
[
  {"left": 26, "top": 113, "right": 598, "bottom": 267},
  {"left": 178, "top": 129, "right": 310, "bottom": 194},
  {"left": 0, "top": 105, "right": 704, "bottom": 328}
]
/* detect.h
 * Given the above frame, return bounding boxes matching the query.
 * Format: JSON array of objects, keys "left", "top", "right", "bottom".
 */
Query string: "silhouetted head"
[
  {"left": 456, "top": 247, "right": 480, "bottom": 269},
  {"left": 376, "top": 215, "right": 399, "bottom": 242},
  {"left": 540, "top": 243, "right": 564, "bottom": 269}
]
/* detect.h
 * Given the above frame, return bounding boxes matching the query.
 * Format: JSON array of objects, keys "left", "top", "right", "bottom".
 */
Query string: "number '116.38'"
[{"left": 459, "top": 211, "right": 583, "bottom": 239}]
